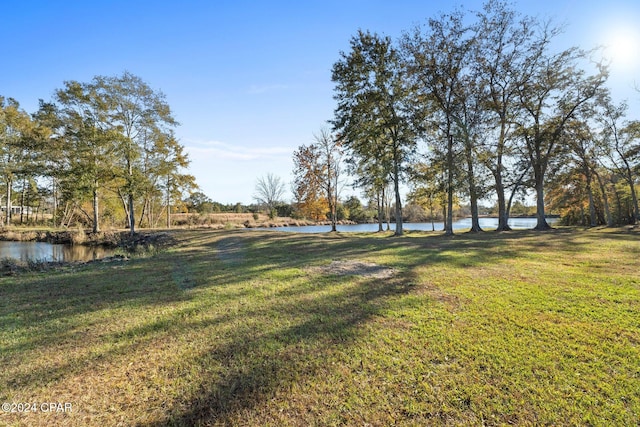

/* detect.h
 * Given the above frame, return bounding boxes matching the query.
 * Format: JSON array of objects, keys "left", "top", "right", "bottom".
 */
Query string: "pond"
[
  {"left": 261, "top": 217, "right": 559, "bottom": 233},
  {"left": 0, "top": 241, "right": 117, "bottom": 263}
]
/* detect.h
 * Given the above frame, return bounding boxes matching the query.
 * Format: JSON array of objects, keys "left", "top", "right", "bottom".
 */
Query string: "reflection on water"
[{"left": 0, "top": 241, "right": 116, "bottom": 262}]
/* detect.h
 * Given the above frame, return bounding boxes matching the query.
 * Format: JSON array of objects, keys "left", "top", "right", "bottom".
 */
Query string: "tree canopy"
[
  {"left": 1, "top": 72, "right": 195, "bottom": 231},
  {"left": 325, "top": 0, "right": 636, "bottom": 231}
]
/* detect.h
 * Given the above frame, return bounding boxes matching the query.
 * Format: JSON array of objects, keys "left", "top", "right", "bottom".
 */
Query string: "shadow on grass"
[
  {"left": 144, "top": 229, "right": 605, "bottom": 425},
  {"left": 143, "top": 271, "right": 415, "bottom": 426},
  {"left": 1, "top": 227, "right": 638, "bottom": 425}
]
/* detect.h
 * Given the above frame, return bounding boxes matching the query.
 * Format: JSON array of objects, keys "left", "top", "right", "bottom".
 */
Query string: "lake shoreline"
[
  {"left": 0, "top": 230, "right": 176, "bottom": 275},
  {"left": 0, "top": 228, "right": 176, "bottom": 246},
  {"left": 0, "top": 229, "right": 118, "bottom": 245}
]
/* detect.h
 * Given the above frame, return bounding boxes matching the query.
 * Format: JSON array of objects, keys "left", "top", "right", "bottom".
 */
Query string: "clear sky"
[{"left": 2, "top": 0, "right": 639, "bottom": 204}]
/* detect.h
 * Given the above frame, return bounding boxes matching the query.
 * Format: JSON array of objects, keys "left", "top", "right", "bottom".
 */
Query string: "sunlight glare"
[{"left": 605, "top": 26, "right": 640, "bottom": 72}]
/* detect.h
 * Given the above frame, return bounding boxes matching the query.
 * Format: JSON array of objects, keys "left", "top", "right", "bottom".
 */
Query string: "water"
[
  {"left": 0, "top": 241, "right": 117, "bottom": 263},
  {"left": 261, "top": 217, "right": 558, "bottom": 233}
]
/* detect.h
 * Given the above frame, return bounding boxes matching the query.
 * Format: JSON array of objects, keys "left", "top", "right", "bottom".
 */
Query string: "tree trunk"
[
  {"left": 465, "top": 143, "right": 482, "bottom": 233},
  {"left": 533, "top": 168, "right": 550, "bottom": 230},
  {"left": 92, "top": 186, "right": 100, "bottom": 233},
  {"left": 430, "top": 203, "right": 435, "bottom": 232},
  {"left": 52, "top": 177, "right": 58, "bottom": 228},
  {"left": 20, "top": 178, "right": 26, "bottom": 224},
  {"left": 328, "top": 187, "right": 336, "bottom": 232},
  {"left": 445, "top": 137, "right": 454, "bottom": 236},
  {"left": 127, "top": 150, "right": 136, "bottom": 235},
  {"left": 442, "top": 203, "right": 447, "bottom": 232},
  {"left": 616, "top": 148, "right": 639, "bottom": 224},
  {"left": 495, "top": 175, "right": 511, "bottom": 231},
  {"left": 584, "top": 168, "right": 596, "bottom": 227},
  {"left": 5, "top": 178, "right": 12, "bottom": 226},
  {"left": 129, "top": 193, "right": 136, "bottom": 236},
  {"left": 138, "top": 196, "right": 147, "bottom": 228},
  {"left": 393, "top": 180, "right": 403, "bottom": 236},
  {"left": 492, "top": 106, "right": 512, "bottom": 232},
  {"left": 625, "top": 168, "right": 639, "bottom": 224},
  {"left": 613, "top": 185, "right": 623, "bottom": 224},
  {"left": 377, "top": 189, "right": 384, "bottom": 232},
  {"left": 118, "top": 189, "right": 131, "bottom": 229},
  {"left": 393, "top": 157, "right": 403, "bottom": 237},
  {"left": 594, "top": 170, "right": 613, "bottom": 227}
]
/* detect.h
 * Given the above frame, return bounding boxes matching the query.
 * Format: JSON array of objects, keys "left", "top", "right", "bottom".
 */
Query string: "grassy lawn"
[{"left": 0, "top": 228, "right": 639, "bottom": 426}]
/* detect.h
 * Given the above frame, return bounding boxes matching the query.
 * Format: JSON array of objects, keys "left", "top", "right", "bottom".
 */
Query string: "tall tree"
[
  {"left": 599, "top": 99, "right": 640, "bottom": 224},
  {"left": 408, "top": 158, "right": 448, "bottom": 231},
  {"left": 51, "top": 82, "right": 118, "bottom": 233},
  {"left": 332, "top": 30, "right": 420, "bottom": 236},
  {"left": 402, "top": 9, "right": 472, "bottom": 235},
  {"left": 455, "top": 65, "right": 488, "bottom": 232},
  {"left": 313, "top": 128, "right": 343, "bottom": 232},
  {"left": 290, "top": 130, "right": 342, "bottom": 230},
  {"left": 345, "top": 133, "right": 393, "bottom": 232},
  {"left": 93, "top": 71, "right": 179, "bottom": 235},
  {"left": 515, "top": 40, "right": 609, "bottom": 230},
  {"left": 32, "top": 101, "right": 64, "bottom": 227},
  {"left": 473, "top": 0, "right": 543, "bottom": 231},
  {"left": 559, "top": 118, "right": 601, "bottom": 226}
]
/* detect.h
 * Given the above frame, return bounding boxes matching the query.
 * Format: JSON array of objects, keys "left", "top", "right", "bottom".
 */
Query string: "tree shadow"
[
  {"left": 2, "top": 227, "right": 636, "bottom": 425},
  {"left": 139, "top": 229, "right": 575, "bottom": 425},
  {"left": 142, "top": 270, "right": 415, "bottom": 426}
]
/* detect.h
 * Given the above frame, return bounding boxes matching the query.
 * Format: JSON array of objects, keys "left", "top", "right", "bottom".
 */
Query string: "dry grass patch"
[{"left": 308, "top": 260, "right": 396, "bottom": 279}]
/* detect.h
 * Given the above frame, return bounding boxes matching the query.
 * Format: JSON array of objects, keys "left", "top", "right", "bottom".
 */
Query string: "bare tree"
[{"left": 254, "top": 173, "right": 285, "bottom": 218}]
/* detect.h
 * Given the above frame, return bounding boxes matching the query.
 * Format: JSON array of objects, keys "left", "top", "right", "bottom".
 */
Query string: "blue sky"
[{"left": 2, "top": 0, "right": 639, "bottom": 204}]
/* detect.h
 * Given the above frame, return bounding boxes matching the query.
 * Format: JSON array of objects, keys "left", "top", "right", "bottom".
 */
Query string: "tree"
[
  {"left": 473, "top": 0, "right": 542, "bottom": 231},
  {"left": 515, "top": 41, "right": 609, "bottom": 230},
  {"left": 291, "top": 129, "right": 343, "bottom": 228},
  {"left": 343, "top": 195, "right": 369, "bottom": 223},
  {"left": 332, "top": 30, "right": 420, "bottom": 236},
  {"left": 455, "top": 64, "right": 489, "bottom": 233},
  {"left": 44, "top": 73, "right": 190, "bottom": 232},
  {"left": 292, "top": 145, "right": 328, "bottom": 221},
  {"left": 562, "top": 117, "right": 605, "bottom": 226},
  {"left": 51, "top": 81, "right": 119, "bottom": 233},
  {"left": 345, "top": 135, "right": 392, "bottom": 232},
  {"left": 93, "top": 71, "right": 180, "bottom": 235},
  {"left": 0, "top": 97, "right": 42, "bottom": 226},
  {"left": 402, "top": 9, "right": 472, "bottom": 235},
  {"left": 137, "top": 129, "right": 195, "bottom": 228},
  {"left": 600, "top": 100, "right": 639, "bottom": 224},
  {"left": 32, "top": 100, "right": 65, "bottom": 227},
  {"left": 185, "top": 191, "right": 215, "bottom": 214},
  {"left": 408, "top": 159, "right": 447, "bottom": 231},
  {"left": 313, "top": 128, "right": 343, "bottom": 231},
  {"left": 253, "top": 173, "right": 285, "bottom": 218}
]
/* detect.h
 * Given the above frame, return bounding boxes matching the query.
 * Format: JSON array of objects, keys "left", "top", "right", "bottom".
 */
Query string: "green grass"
[{"left": 0, "top": 228, "right": 639, "bottom": 426}]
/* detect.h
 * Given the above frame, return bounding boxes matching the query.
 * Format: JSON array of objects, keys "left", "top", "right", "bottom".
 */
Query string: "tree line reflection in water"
[{"left": 0, "top": 241, "right": 116, "bottom": 262}]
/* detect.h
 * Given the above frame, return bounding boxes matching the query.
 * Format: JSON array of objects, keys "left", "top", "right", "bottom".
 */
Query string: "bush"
[{"left": 71, "top": 227, "right": 87, "bottom": 245}]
